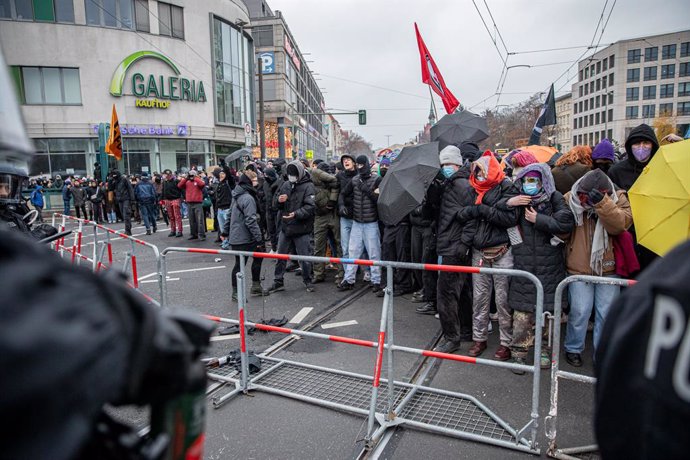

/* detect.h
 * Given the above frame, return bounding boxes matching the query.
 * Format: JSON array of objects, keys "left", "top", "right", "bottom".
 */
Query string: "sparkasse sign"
[{"left": 109, "top": 50, "right": 206, "bottom": 109}]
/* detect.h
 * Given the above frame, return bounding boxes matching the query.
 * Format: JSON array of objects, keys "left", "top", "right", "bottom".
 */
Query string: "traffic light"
[{"left": 358, "top": 109, "right": 366, "bottom": 125}]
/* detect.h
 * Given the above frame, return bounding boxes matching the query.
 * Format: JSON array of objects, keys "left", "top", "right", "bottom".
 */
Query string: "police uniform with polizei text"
[{"left": 595, "top": 239, "right": 690, "bottom": 460}]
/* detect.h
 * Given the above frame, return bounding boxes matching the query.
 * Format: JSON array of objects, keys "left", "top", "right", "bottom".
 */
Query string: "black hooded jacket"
[
  {"left": 436, "top": 172, "right": 476, "bottom": 258},
  {"left": 340, "top": 162, "right": 380, "bottom": 223},
  {"left": 335, "top": 154, "right": 357, "bottom": 217},
  {"left": 608, "top": 123, "right": 659, "bottom": 191},
  {"left": 275, "top": 161, "right": 316, "bottom": 236}
]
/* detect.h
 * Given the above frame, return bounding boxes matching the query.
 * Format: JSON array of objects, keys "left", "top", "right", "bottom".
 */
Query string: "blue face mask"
[
  {"left": 442, "top": 166, "right": 456, "bottom": 178},
  {"left": 522, "top": 182, "right": 540, "bottom": 196}
]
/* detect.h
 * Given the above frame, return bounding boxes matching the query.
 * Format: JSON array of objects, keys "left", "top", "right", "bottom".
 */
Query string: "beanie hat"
[
  {"left": 141, "top": 172, "right": 149, "bottom": 178},
  {"left": 264, "top": 168, "right": 277, "bottom": 182},
  {"left": 592, "top": 138, "right": 615, "bottom": 162},
  {"left": 212, "top": 168, "right": 221, "bottom": 179},
  {"left": 313, "top": 159, "right": 324, "bottom": 166},
  {"left": 512, "top": 150, "right": 538, "bottom": 168},
  {"left": 439, "top": 145, "right": 463, "bottom": 166},
  {"left": 524, "top": 170, "right": 542, "bottom": 178},
  {"left": 356, "top": 155, "right": 369, "bottom": 166}
]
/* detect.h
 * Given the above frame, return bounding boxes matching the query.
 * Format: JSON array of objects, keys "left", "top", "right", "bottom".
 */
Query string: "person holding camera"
[
  {"left": 221, "top": 170, "right": 268, "bottom": 300},
  {"left": 177, "top": 169, "right": 207, "bottom": 241}
]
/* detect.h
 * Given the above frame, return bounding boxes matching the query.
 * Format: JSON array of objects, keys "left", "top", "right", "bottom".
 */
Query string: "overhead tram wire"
[
  {"left": 482, "top": 0, "right": 509, "bottom": 55},
  {"left": 471, "top": 0, "right": 510, "bottom": 107},
  {"left": 318, "top": 73, "right": 428, "bottom": 100},
  {"left": 508, "top": 44, "right": 612, "bottom": 56}
]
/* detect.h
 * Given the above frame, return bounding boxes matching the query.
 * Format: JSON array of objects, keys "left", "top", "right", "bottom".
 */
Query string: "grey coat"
[
  {"left": 224, "top": 185, "right": 262, "bottom": 245},
  {"left": 71, "top": 186, "right": 87, "bottom": 206}
]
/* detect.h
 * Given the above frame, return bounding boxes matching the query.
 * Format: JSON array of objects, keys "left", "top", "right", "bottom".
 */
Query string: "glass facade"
[{"left": 213, "top": 16, "right": 254, "bottom": 127}]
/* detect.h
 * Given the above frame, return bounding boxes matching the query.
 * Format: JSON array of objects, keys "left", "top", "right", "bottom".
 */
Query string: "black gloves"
[
  {"left": 339, "top": 205, "right": 349, "bottom": 217},
  {"left": 588, "top": 189, "right": 605, "bottom": 205},
  {"left": 458, "top": 244, "right": 471, "bottom": 263},
  {"left": 255, "top": 240, "right": 266, "bottom": 252}
]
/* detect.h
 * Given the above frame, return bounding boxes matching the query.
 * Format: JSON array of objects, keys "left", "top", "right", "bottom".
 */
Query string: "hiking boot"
[
  {"left": 565, "top": 352, "right": 582, "bottom": 367},
  {"left": 434, "top": 339, "right": 461, "bottom": 354},
  {"left": 168, "top": 232, "right": 176, "bottom": 237},
  {"left": 175, "top": 232, "right": 183, "bottom": 237},
  {"left": 371, "top": 283, "right": 383, "bottom": 295},
  {"left": 415, "top": 302, "right": 437, "bottom": 315},
  {"left": 304, "top": 282, "right": 315, "bottom": 292},
  {"left": 468, "top": 341, "right": 487, "bottom": 357},
  {"left": 410, "top": 290, "right": 425, "bottom": 303},
  {"left": 231, "top": 291, "right": 238, "bottom": 301},
  {"left": 337, "top": 281, "right": 354, "bottom": 291},
  {"left": 250, "top": 282, "right": 270, "bottom": 296},
  {"left": 146, "top": 229, "right": 151, "bottom": 235},
  {"left": 268, "top": 281, "right": 285, "bottom": 293},
  {"left": 494, "top": 345, "right": 511, "bottom": 361},
  {"left": 540, "top": 350, "right": 552, "bottom": 369},
  {"left": 152, "top": 227, "right": 157, "bottom": 233},
  {"left": 512, "top": 357, "right": 527, "bottom": 375}
]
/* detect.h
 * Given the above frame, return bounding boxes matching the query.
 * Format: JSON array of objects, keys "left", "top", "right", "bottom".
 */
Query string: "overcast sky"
[{"left": 267, "top": 0, "right": 688, "bottom": 150}]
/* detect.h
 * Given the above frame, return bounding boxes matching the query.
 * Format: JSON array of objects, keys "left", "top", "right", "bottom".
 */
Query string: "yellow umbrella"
[{"left": 628, "top": 139, "right": 690, "bottom": 256}]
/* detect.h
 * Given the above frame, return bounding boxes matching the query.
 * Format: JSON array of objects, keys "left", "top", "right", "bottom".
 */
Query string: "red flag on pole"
[
  {"left": 105, "top": 104, "right": 122, "bottom": 161},
  {"left": 415, "top": 23, "right": 460, "bottom": 114}
]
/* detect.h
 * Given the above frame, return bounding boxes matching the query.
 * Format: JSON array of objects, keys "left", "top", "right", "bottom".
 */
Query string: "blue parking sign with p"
[{"left": 260, "top": 52, "right": 275, "bottom": 74}]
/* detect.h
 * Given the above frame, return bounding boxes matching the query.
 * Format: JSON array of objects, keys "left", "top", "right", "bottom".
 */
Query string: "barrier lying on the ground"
[
  {"left": 160, "top": 247, "right": 545, "bottom": 455},
  {"left": 51, "top": 213, "right": 163, "bottom": 302},
  {"left": 544, "top": 274, "right": 636, "bottom": 459}
]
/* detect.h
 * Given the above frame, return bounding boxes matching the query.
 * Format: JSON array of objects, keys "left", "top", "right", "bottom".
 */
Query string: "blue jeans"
[
  {"left": 217, "top": 208, "right": 230, "bottom": 249},
  {"left": 63, "top": 200, "right": 71, "bottom": 216},
  {"left": 139, "top": 202, "right": 157, "bottom": 230},
  {"left": 343, "top": 221, "right": 381, "bottom": 284},
  {"left": 340, "top": 217, "right": 353, "bottom": 258},
  {"left": 565, "top": 279, "right": 620, "bottom": 354}
]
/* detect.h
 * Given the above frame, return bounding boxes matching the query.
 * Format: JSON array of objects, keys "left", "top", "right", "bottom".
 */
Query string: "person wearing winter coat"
[
  {"left": 86, "top": 180, "right": 105, "bottom": 224},
  {"left": 551, "top": 145, "right": 592, "bottom": 195},
  {"left": 505, "top": 163, "right": 574, "bottom": 371},
  {"left": 268, "top": 160, "right": 316, "bottom": 293},
  {"left": 107, "top": 170, "right": 135, "bottom": 235},
  {"left": 336, "top": 153, "right": 358, "bottom": 261},
  {"left": 563, "top": 169, "right": 633, "bottom": 367},
  {"left": 608, "top": 124, "right": 660, "bottom": 274},
  {"left": 134, "top": 173, "right": 158, "bottom": 235},
  {"left": 460, "top": 150, "right": 519, "bottom": 360},
  {"left": 311, "top": 161, "right": 342, "bottom": 283},
  {"left": 214, "top": 164, "right": 235, "bottom": 249},
  {"left": 221, "top": 171, "right": 268, "bottom": 300},
  {"left": 261, "top": 168, "right": 282, "bottom": 250},
  {"left": 29, "top": 185, "right": 44, "bottom": 222},
  {"left": 71, "top": 181, "right": 87, "bottom": 220},
  {"left": 337, "top": 155, "right": 383, "bottom": 292},
  {"left": 433, "top": 146, "right": 477, "bottom": 354},
  {"left": 161, "top": 170, "right": 183, "bottom": 237},
  {"left": 61, "top": 179, "right": 72, "bottom": 216},
  {"left": 177, "top": 170, "right": 206, "bottom": 241}
]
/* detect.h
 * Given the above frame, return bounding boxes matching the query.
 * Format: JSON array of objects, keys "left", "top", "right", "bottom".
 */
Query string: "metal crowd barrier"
[
  {"left": 545, "top": 274, "right": 636, "bottom": 459},
  {"left": 160, "top": 247, "right": 545, "bottom": 455},
  {"left": 51, "top": 213, "right": 163, "bottom": 302}
]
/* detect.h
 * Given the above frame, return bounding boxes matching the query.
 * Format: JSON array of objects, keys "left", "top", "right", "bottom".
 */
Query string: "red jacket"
[{"left": 177, "top": 176, "right": 206, "bottom": 203}]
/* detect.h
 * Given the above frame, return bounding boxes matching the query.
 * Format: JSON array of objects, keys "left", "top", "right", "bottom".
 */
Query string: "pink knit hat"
[{"left": 511, "top": 150, "right": 538, "bottom": 168}]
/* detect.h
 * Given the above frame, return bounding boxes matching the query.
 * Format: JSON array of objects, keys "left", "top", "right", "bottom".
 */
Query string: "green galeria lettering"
[
  {"left": 169, "top": 76, "right": 179, "bottom": 100},
  {"left": 180, "top": 78, "right": 191, "bottom": 101},
  {"left": 146, "top": 74, "right": 160, "bottom": 98},
  {"left": 132, "top": 73, "right": 146, "bottom": 96}
]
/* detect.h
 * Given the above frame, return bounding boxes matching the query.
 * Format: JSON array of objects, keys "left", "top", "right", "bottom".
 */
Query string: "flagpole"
[{"left": 427, "top": 85, "right": 438, "bottom": 122}]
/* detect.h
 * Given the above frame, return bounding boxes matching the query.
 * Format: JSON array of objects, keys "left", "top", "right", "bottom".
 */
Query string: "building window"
[
  {"left": 574, "top": 104, "right": 578, "bottom": 114},
  {"left": 0, "top": 0, "right": 74, "bottom": 22},
  {"left": 584, "top": 100, "right": 589, "bottom": 111},
  {"left": 579, "top": 86, "right": 583, "bottom": 98},
  {"left": 609, "top": 73, "right": 614, "bottom": 86},
  {"left": 626, "top": 87, "right": 639, "bottom": 101},
  {"left": 17, "top": 66, "right": 81, "bottom": 105},
  {"left": 642, "top": 104, "right": 655, "bottom": 118},
  {"left": 596, "top": 78, "right": 601, "bottom": 91},
  {"left": 679, "top": 82, "right": 690, "bottom": 97},
  {"left": 681, "top": 42, "right": 690, "bottom": 58},
  {"left": 626, "top": 106, "right": 639, "bottom": 119},
  {"left": 596, "top": 61, "right": 601, "bottom": 74},
  {"left": 643, "top": 85, "right": 656, "bottom": 100},
  {"left": 603, "top": 58, "right": 608, "bottom": 71},
  {"left": 590, "top": 81, "right": 594, "bottom": 93},
  {"left": 645, "top": 47, "right": 658, "bottom": 62},
  {"left": 585, "top": 67, "right": 589, "bottom": 79},
  {"left": 608, "top": 108, "right": 613, "bottom": 122},
  {"left": 158, "top": 2, "right": 183, "bottom": 38},
  {"left": 608, "top": 93, "right": 613, "bottom": 104},
  {"left": 585, "top": 84, "right": 589, "bottom": 96},
  {"left": 659, "top": 103, "right": 673, "bottom": 116},
  {"left": 584, "top": 116, "right": 588, "bottom": 128},
  {"left": 596, "top": 95, "right": 600, "bottom": 108},
  {"left": 595, "top": 112, "right": 600, "bottom": 125},
  {"left": 609, "top": 55, "right": 615, "bottom": 68},
  {"left": 579, "top": 101, "right": 583, "bottom": 113},
  {"left": 253, "top": 25, "right": 273, "bottom": 47},
  {"left": 85, "top": 0, "right": 133, "bottom": 29},
  {"left": 627, "top": 68, "right": 640, "bottom": 82},
  {"left": 643, "top": 66, "right": 657, "bottom": 81},
  {"left": 133, "top": 0, "right": 149, "bottom": 32},
  {"left": 589, "top": 114, "right": 594, "bottom": 126},
  {"left": 573, "top": 136, "right": 577, "bottom": 146},
  {"left": 661, "top": 64, "right": 675, "bottom": 79},
  {"left": 679, "top": 102, "right": 690, "bottom": 116},
  {"left": 660, "top": 83, "right": 674, "bottom": 99},
  {"left": 680, "top": 62, "right": 690, "bottom": 77},
  {"left": 579, "top": 69, "right": 583, "bottom": 81},
  {"left": 573, "top": 119, "right": 577, "bottom": 129},
  {"left": 628, "top": 49, "right": 641, "bottom": 64},
  {"left": 213, "top": 16, "right": 254, "bottom": 126},
  {"left": 662, "top": 44, "right": 677, "bottom": 59}
]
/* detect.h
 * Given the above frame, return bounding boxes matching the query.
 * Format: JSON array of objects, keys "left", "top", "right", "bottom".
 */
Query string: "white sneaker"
[
  {"left": 434, "top": 313, "right": 440, "bottom": 319},
  {"left": 363, "top": 271, "right": 371, "bottom": 282},
  {"left": 488, "top": 321, "right": 493, "bottom": 333}
]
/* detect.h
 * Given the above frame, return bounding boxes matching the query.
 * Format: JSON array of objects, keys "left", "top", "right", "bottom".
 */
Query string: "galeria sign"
[{"left": 109, "top": 50, "right": 206, "bottom": 109}]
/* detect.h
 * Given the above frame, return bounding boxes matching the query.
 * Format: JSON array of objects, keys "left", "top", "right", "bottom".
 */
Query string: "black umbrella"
[
  {"left": 224, "top": 147, "right": 253, "bottom": 164},
  {"left": 377, "top": 142, "right": 440, "bottom": 226},
  {"left": 430, "top": 109, "right": 489, "bottom": 149}
]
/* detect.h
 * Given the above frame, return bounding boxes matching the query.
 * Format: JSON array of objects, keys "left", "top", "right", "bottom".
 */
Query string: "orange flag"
[{"left": 105, "top": 104, "right": 122, "bottom": 160}]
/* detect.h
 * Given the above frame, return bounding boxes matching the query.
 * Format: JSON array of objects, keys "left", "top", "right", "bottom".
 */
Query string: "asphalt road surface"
[{"left": 56, "top": 215, "right": 600, "bottom": 459}]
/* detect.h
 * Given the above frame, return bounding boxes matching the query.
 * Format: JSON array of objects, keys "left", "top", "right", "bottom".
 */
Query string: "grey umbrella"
[
  {"left": 377, "top": 142, "right": 440, "bottom": 226},
  {"left": 224, "top": 147, "right": 253, "bottom": 164},
  {"left": 430, "top": 109, "right": 489, "bottom": 149}
]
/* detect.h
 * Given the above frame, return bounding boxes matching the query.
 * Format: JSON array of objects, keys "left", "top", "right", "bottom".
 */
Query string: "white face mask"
[{"left": 288, "top": 175, "right": 298, "bottom": 183}]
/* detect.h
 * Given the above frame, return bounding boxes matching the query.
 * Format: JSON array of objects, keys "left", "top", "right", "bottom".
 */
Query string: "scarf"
[
  {"left": 515, "top": 163, "right": 556, "bottom": 207},
  {"left": 469, "top": 150, "right": 505, "bottom": 204},
  {"left": 567, "top": 171, "right": 619, "bottom": 275}
]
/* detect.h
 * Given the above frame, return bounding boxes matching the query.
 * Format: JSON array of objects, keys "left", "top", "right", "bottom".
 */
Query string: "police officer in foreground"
[
  {"left": 595, "top": 239, "right": 690, "bottom": 459},
  {"left": 0, "top": 48, "right": 214, "bottom": 460}
]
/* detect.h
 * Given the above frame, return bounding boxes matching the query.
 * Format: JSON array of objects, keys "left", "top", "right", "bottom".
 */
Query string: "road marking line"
[
  {"left": 141, "top": 278, "right": 178, "bottom": 284},
  {"left": 138, "top": 272, "right": 158, "bottom": 281},
  {"left": 210, "top": 334, "right": 240, "bottom": 342},
  {"left": 321, "top": 320, "right": 358, "bottom": 330},
  {"left": 167, "top": 266, "right": 226, "bottom": 275},
  {"left": 288, "top": 307, "right": 313, "bottom": 324}
]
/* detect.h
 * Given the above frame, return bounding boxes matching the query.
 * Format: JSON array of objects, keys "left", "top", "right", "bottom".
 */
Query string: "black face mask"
[
  {"left": 379, "top": 168, "right": 388, "bottom": 177},
  {"left": 593, "top": 161, "right": 611, "bottom": 173}
]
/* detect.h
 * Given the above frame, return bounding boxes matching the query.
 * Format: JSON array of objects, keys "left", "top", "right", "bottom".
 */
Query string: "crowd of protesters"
[{"left": 25, "top": 123, "right": 680, "bottom": 370}]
